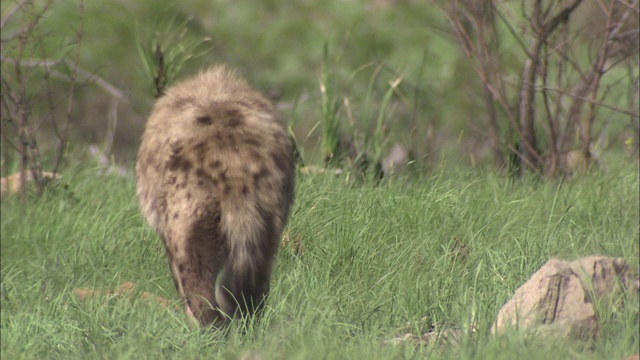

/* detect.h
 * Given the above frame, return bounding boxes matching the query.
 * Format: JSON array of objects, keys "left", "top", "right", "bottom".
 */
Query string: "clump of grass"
[
  {"left": 136, "top": 12, "right": 213, "bottom": 97},
  {"left": 360, "top": 66, "right": 403, "bottom": 179},
  {"left": 287, "top": 93, "right": 306, "bottom": 167},
  {"left": 319, "top": 41, "right": 342, "bottom": 167},
  {"left": 317, "top": 44, "right": 406, "bottom": 178},
  {"left": 1, "top": 160, "right": 637, "bottom": 358}
]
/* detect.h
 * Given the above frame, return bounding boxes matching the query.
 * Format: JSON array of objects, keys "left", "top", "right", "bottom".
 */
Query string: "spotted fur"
[{"left": 136, "top": 65, "right": 295, "bottom": 327}]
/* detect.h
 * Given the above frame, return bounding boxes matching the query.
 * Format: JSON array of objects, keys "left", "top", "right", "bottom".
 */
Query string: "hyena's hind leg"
[
  {"left": 166, "top": 217, "right": 230, "bottom": 327},
  {"left": 215, "top": 217, "right": 280, "bottom": 320}
]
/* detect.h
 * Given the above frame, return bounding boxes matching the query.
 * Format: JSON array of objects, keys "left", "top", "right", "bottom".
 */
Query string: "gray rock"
[
  {"left": 492, "top": 256, "right": 637, "bottom": 341},
  {"left": 382, "top": 144, "right": 409, "bottom": 176}
]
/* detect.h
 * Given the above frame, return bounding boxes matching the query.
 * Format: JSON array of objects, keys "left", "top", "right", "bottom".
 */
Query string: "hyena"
[{"left": 136, "top": 65, "right": 295, "bottom": 327}]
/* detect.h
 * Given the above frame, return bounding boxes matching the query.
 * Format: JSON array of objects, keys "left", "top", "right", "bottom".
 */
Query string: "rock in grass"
[
  {"left": 492, "top": 256, "right": 638, "bottom": 341},
  {"left": 382, "top": 144, "right": 409, "bottom": 176}
]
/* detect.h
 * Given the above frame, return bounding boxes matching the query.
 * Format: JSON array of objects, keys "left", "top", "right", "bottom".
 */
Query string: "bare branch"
[
  {"left": 541, "top": 46, "right": 559, "bottom": 177},
  {"left": 0, "top": 0, "right": 96, "bottom": 197},
  {"left": 580, "top": 0, "right": 617, "bottom": 157},
  {"left": 492, "top": 4, "right": 533, "bottom": 59},
  {"left": 0, "top": 0, "right": 29, "bottom": 29},
  {"left": 0, "top": 56, "right": 124, "bottom": 99},
  {"left": 441, "top": 0, "right": 636, "bottom": 175},
  {"left": 541, "top": 0, "right": 585, "bottom": 35},
  {"left": 52, "top": 0, "right": 83, "bottom": 175}
]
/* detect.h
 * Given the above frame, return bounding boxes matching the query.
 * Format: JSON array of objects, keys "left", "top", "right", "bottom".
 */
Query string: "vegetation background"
[
  {"left": 2, "top": 0, "right": 636, "bottom": 171},
  {"left": 1, "top": 0, "right": 638, "bottom": 359}
]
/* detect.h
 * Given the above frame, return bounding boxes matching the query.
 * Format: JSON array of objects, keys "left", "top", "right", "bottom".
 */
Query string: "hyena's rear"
[{"left": 136, "top": 65, "right": 295, "bottom": 327}]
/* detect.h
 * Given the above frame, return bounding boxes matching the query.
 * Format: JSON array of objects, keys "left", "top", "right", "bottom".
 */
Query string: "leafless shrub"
[
  {"left": 440, "top": 0, "right": 639, "bottom": 176},
  {"left": 1, "top": 0, "right": 84, "bottom": 197}
]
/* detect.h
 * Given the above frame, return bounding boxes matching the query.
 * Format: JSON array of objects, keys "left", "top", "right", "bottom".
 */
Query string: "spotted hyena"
[{"left": 136, "top": 65, "right": 295, "bottom": 327}]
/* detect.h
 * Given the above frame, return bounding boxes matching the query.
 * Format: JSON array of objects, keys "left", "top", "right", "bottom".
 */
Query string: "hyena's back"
[{"left": 136, "top": 65, "right": 295, "bottom": 326}]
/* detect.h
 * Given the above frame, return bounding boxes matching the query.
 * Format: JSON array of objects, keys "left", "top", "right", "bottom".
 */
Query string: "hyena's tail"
[{"left": 216, "top": 201, "right": 279, "bottom": 318}]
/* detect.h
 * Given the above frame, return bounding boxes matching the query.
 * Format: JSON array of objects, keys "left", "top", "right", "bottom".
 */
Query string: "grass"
[
  {"left": 1, "top": 2, "right": 636, "bottom": 357},
  {"left": 1, "top": 162, "right": 638, "bottom": 359},
  {"left": 319, "top": 42, "right": 342, "bottom": 166}
]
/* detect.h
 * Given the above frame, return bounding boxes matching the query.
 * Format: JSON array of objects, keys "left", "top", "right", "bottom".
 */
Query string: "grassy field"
[
  {"left": 1, "top": 1, "right": 637, "bottom": 358},
  {"left": 1, "top": 160, "right": 638, "bottom": 359}
]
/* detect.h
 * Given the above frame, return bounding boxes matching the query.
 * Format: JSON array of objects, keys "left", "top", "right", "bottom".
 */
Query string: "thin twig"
[
  {"left": 0, "top": 0, "right": 29, "bottom": 29},
  {"left": 0, "top": 56, "right": 124, "bottom": 99},
  {"left": 541, "top": 45, "right": 559, "bottom": 176},
  {"left": 52, "top": 0, "right": 83, "bottom": 175},
  {"left": 581, "top": 0, "right": 617, "bottom": 157}
]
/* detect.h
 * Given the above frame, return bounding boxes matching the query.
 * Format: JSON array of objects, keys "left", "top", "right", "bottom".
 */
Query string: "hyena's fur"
[{"left": 136, "top": 65, "right": 295, "bottom": 327}]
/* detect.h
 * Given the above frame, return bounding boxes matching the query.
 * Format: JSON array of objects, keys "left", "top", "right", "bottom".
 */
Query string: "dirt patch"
[
  {"left": 74, "top": 281, "right": 177, "bottom": 310},
  {"left": 0, "top": 171, "right": 60, "bottom": 196}
]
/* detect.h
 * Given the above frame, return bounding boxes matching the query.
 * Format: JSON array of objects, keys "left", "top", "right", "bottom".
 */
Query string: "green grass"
[{"left": 1, "top": 162, "right": 638, "bottom": 359}]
